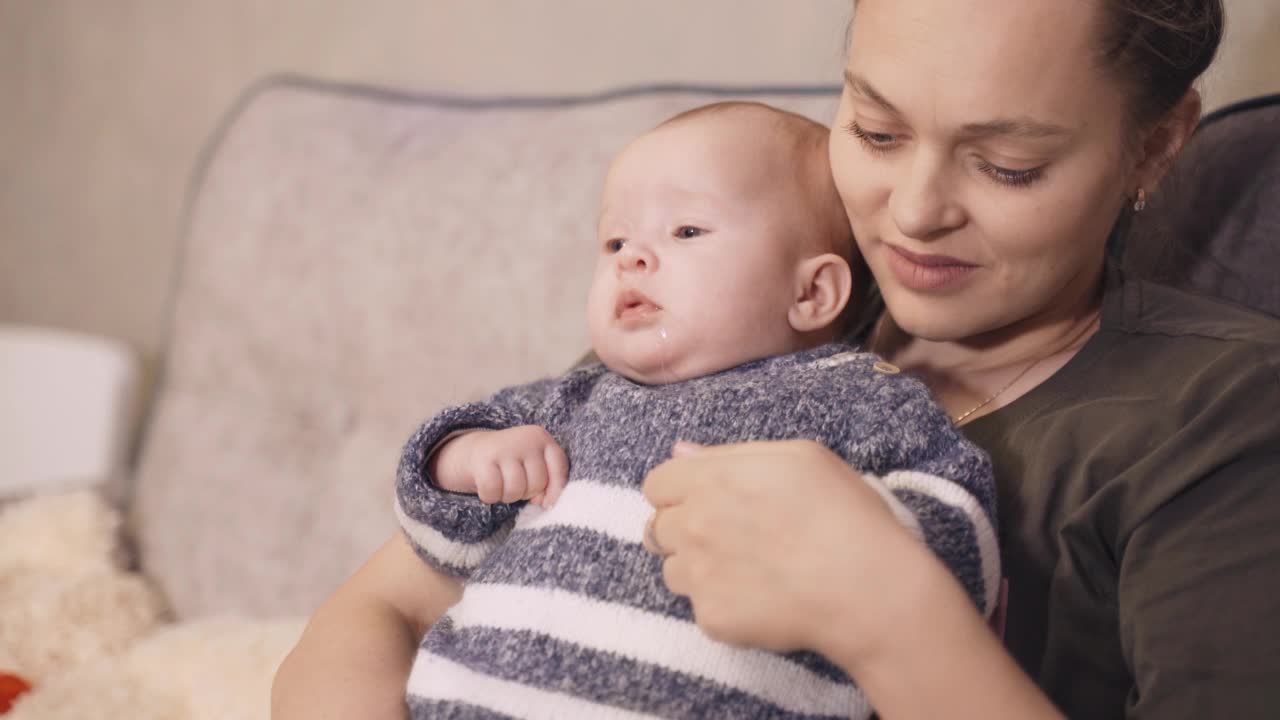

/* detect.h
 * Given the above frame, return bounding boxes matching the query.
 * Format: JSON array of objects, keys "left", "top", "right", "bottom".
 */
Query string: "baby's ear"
[{"left": 788, "top": 253, "right": 853, "bottom": 334}]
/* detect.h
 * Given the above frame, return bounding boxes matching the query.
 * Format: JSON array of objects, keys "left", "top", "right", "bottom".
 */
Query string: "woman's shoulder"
[
  {"left": 972, "top": 269, "right": 1280, "bottom": 499},
  {"left": 1113, "top": 270, "right": 1280, "bottom": 343},
  {"left": 1106, "top": 269, "right": 1280, "bottom": 376}
]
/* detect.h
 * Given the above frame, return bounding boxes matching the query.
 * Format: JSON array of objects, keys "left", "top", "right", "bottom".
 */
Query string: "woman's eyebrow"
[
  {"left": 845, "top": 70, "right": 1069, "bottom": 139},
  {"left": 844, "top": 71, "right": 900, "bottom": 114},
  {"left": 960, "top": 118, "right": 1070, "bottom": 139}
]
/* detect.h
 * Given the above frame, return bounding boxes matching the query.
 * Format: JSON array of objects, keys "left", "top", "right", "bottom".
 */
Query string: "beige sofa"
[
  {"left": 128, "top": 74, "right": 1280, "bottom": 622},
  {"left": 128, "top": 76, "right": 842, "bottom": 621}
]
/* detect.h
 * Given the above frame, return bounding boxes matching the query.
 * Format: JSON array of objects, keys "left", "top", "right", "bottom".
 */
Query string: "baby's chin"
[{"left": 596, "top": 347, "right": 756, "bottom": 386}]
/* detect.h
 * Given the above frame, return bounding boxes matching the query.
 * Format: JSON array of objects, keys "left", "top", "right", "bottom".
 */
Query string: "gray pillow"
[
  {"left": 130, "top": 75, "right": 840, "bottom": 619},
  {"left": 1126, "top": 94, "right": 1280, "bottom": 318}
]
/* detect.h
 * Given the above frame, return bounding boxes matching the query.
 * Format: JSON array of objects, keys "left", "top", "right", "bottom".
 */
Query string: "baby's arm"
[
  {"left": 863, "top": 442, "right": 1000, "bottom": 617},
  {"left": 429, "top": 425, "right": 568, "bottom": 505},
  {"left": 396, "top": 373, "right": 582, "bottom": 577},
  {"left": 835, "top": 375, "right": 1001, "bottom": 617}
]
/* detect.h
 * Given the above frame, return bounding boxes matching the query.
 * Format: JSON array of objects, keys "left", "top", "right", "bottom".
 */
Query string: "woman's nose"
[
  {"left": 889, "top": 151, "right": 966, "bottom": 240},
  {"left": 616, "top": 242, "right": 658, "bottom": 273}
]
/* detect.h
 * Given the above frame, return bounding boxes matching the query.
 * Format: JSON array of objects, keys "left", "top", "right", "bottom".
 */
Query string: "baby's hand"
[{"left": 429, "top": 426, "right": 569, "bottom": 507}]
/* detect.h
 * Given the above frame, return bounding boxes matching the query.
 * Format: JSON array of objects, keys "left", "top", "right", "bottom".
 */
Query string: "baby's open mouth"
[{"left": 615, "top": 289, "right": 661, "bottom": 321}]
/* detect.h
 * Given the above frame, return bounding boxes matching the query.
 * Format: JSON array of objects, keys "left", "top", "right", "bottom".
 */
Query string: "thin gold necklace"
[
  {"left": 949, "top": 356, "right": 1045, "bottom": 424},
  {"left": 870, "top": 313, "right": 1100, "bottom": 425}
]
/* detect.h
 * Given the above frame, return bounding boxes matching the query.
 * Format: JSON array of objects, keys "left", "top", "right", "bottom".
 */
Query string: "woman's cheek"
[
  {"left": 830, "top": 151, "right": 885, "bottom": 234},
  {"left": 828, "top": 134, "right": 865, "bottom": 200}
]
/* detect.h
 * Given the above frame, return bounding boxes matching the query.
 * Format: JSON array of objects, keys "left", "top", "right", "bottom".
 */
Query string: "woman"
[
  {"left": 646, "top": 0, "right": 1279, "bottom": 717},
  {"left": 274, "top": 1, "right": 1280, "bottom": 717}
]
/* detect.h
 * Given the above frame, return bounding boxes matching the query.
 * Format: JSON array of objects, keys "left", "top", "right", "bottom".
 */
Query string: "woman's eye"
[
  {"left": 605, "top": 238, "right": 626, "bottom": 253},
  {"left": 977, "top": 160, "right": 1045, "bottom": 188},
  {"left": 674, "top": 226, "right": 705, "bottom": 239},
  {"left": 844, "top": 120, "right": 898, "bottom": 153}
]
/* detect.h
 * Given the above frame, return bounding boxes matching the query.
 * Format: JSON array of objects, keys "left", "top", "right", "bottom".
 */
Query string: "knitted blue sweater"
[{"left": 396, "top": 343, "right": 998, "bottom": 719}]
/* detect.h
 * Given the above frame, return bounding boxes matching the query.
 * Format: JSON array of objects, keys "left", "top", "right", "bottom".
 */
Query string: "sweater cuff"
[{"left": 395, "top": 402, "right": 527, "bottom": 576}]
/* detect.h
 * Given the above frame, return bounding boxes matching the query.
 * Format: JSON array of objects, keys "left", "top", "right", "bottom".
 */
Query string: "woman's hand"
[
  {"left": 644, "top": 439, "right": 1063, "bottom": 719},
  {"left": 642, "top": 439, "right": 923, "bottom": 662}
]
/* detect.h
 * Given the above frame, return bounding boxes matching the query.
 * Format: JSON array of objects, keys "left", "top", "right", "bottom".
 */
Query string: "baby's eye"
[
  {"left": 674, "top": 226, "right": 705, "bottom": 239},
  {"left": 605, "top": 238, "right": 626, "bottom": 253}
]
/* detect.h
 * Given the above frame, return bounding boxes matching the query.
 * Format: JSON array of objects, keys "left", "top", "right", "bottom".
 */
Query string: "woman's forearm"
[
  {"left": 272, "top": 590, "right": 419, "bottom": 720},
  {"left": 826, "top": 538, "right": 1063, "bottom": 720},
  {"left": 271, "top": 533, "right": 462, "bottom": 720}
]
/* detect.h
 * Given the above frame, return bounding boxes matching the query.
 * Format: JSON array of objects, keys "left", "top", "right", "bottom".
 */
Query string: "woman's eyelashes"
[
  {"left": 844, "top": 119, "right": 897, "bottom": 152},
  {"left": 844, "top": 119, "right": 1047, "bottom": 189},
  {"left": 975, "top": 160, "right": 1045, "bottom": 188}
]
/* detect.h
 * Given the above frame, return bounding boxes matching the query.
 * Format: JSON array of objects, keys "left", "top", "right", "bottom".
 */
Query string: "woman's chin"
[{"left": 881, "top": 289, "right": 988, "bottom": 343}]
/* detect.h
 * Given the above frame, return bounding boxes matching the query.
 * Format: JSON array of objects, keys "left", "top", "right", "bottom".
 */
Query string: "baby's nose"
[{"left": 617, "top": 244, "right": 657, "bottom": 272}]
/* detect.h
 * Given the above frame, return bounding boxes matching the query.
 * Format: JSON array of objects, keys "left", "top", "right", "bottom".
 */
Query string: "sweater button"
[{"left": 872, "top": 360, "right": 901, "bottom": 375}]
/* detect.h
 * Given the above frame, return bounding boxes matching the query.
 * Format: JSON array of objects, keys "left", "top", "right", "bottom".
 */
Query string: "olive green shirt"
[{"left": 963, "top": 267, "right": 1280, "bottom": 718}]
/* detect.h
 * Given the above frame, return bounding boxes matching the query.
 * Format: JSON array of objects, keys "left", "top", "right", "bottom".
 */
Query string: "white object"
[{"left": 0, "top": 324, "right": 139, "bottom": 498}]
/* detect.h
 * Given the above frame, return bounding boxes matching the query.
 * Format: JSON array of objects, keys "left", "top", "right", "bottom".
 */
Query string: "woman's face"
[{"left": 831, "top": 0, "right": 1133, "bottom": 342}]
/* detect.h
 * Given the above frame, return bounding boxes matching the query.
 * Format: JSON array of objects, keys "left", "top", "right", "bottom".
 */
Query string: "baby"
[{"left": 394, "top": 102, "right": 998, "bottom": 719}]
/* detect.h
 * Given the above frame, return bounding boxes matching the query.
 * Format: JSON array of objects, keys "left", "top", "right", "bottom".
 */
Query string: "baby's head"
[{"left": 587, "top": 101, "right": 861, "bottom": 384}]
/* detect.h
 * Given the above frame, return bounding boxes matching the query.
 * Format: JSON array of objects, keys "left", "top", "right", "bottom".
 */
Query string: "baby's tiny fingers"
[
  {"left": 500, "top": 460, "right": 528, "bottom": 504},
  {"left": 523, "top": 457, "right": 550, "bottom": 501},
  {"left": 544, "top": 442, "right": 570, "bottom": 507},
  {"left": 474, "top": 462, "right": 504, "bottom": 504}
]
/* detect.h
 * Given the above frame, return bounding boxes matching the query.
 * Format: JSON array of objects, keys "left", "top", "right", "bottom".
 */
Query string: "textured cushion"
[
  {"left": 130, "top": 78, "right": 839, "bottom": 619},
  {"left": 1126, "top": 94, "right": 1280, "bottom": 317}
]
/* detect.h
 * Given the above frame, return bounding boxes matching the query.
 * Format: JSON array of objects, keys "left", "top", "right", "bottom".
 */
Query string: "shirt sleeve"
[
  {"left": 394, "top": 374, "right": 568, "bottom": 577},
  {"left": 1117, "top": 362, "right": 1280, "bottom": 718}
]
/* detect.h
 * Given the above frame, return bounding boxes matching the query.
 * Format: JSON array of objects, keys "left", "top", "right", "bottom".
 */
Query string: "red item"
[{"left": 0, "top": 672, "right": 32, "bottom": 713}]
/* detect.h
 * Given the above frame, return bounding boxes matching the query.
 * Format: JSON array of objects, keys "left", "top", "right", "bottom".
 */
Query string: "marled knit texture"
[{"left": 396, "top": 342, "right": 998, "bottom": 719}]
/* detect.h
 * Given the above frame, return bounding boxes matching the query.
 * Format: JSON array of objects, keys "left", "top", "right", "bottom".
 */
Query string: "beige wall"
[{"left": 2, "top": 0, "right": 1278, "bottom": 386}]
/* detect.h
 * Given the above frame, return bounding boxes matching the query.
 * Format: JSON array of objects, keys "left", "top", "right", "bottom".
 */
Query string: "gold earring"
[{"left": 1133, "top": 188, "right": 1147, "bottom": 213}]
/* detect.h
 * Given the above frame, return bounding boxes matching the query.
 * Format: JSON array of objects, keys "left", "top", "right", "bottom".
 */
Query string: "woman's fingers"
[
  {"left": 643, "top": 512, "right": 666, "bottom": 556},
  {"left": 640, "top": 504, "right": 680, "bottom": 556},
  {"left": 644, "top": 447, "right": 714, "bottom": 509},
  {"left": 644, "top": 440, "right": 769, "bottom": 508},
  {"left": 660, "top": 553, "right": 691, "bottom": 598},
  {"left": 671, "top": 440, "right": 706, "bottom": 457},
  {"left": 638, "top": 438, "right": 909, "bottom": 654}
]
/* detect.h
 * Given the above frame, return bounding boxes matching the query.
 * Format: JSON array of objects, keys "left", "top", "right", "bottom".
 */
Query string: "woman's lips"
[{"left": 885, "top": 245, "right": 979, "bottom": 292}]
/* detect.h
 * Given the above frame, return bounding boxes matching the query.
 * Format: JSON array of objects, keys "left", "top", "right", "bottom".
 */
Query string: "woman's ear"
[
  {"left": 1133, "top": 88, "right": 1202, "bottom": 192},
  {"left": 788, "top": 253, "right": 853, "bottom": 334}
]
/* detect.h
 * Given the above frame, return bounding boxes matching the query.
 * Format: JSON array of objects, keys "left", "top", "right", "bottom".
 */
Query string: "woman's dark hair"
[
  {"left": 1094, "top": 0, "right": 1225, "bottom": 129},
  {"left": 1093, "top": 1, "right": 1225, "bottom": 268},
  {"left": 847, "top": 1, "right": 1224, "bottom": 131}
]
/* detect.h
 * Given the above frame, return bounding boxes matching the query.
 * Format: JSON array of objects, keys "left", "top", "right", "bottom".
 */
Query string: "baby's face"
[{"left": 586, "top": 116, "right": 816, "bottom": 384}]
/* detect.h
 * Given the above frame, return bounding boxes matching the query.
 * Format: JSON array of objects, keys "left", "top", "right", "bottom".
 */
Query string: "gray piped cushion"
[
  {"left": 1126, "top": 95, "right": 1280, "bottom": 317},
  {"left": 130, "top": 78, "right": 839, "bottom": 619}
]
